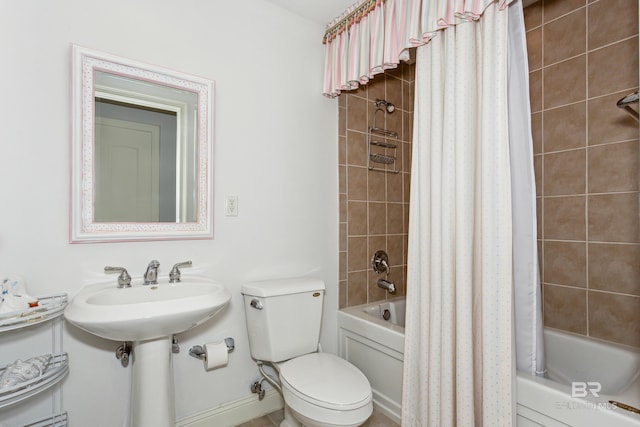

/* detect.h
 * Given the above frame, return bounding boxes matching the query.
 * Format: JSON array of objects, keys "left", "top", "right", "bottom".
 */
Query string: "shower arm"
[{"left": 370, "top": 99, "right": 396, "bottom": 133}]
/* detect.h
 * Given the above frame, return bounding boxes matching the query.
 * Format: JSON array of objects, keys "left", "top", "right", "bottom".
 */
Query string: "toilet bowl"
[
  {"left": 241, "top": 277, "right": 373, "bottom": 427},
  {"left": 278, "top": 353, "right": 372, "bottom": 427}
]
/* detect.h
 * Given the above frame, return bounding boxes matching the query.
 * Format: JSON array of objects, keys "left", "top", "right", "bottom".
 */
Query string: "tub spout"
[{"left": 377, "top": 278, "right": 396, "bottom": 294}]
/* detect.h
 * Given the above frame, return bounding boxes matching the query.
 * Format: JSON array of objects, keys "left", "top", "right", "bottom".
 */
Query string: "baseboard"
[
  {"left": 176, "top": 390, "right": 284, "bottom": 427},
  {"left": 372, "top": 399, "right": 401, "bottom": 425}
]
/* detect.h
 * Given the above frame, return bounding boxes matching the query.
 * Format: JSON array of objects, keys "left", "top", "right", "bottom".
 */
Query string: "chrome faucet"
[
  {"left": 372, "top": 250, "right": 395, "bottom": 293},
  {"left": 143, "top": 260, "right": 160, "bottom": 285},
  {"left": 377, "top": 278, "right": 396, "bottom": 294},
  {"left": 169, "top": 261, "right": 192, "bottom": 283}
]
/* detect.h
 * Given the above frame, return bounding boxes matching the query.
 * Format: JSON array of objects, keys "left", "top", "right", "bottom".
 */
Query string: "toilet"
[{"left": 242, "top": 277, "right": 373, "bottom": 427}]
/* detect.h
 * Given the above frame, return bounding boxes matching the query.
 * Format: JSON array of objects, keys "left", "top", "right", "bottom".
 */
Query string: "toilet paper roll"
[{"left": 203, "top": 341, "right": 229, "bottom": 371}]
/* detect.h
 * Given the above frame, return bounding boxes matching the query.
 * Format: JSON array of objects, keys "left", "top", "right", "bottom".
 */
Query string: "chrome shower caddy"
[{"left": 368, "top": 99, "right": 400, "bottom": 174}]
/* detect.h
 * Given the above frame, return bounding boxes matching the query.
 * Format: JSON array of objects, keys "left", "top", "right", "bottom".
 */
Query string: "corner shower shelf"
[
  {"left": 0, "top": 353, "right": 69, "bottom": 410},
  {"left": 0, "top": 293, "right": 68, "bottom": 333}
]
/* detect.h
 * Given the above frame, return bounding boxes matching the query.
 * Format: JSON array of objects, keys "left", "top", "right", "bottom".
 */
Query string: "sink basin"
[{"left": 64, "top": 276, "right": 231, "bottom": 341}]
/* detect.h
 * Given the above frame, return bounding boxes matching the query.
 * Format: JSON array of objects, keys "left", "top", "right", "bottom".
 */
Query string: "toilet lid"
[{"left": 279, "top": 353, "right": 371, "bottom": 411}]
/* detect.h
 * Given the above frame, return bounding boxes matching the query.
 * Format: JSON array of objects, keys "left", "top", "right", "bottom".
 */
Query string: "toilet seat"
[{"left": 279, "top": 353, "right": 372, "bottom": 426}]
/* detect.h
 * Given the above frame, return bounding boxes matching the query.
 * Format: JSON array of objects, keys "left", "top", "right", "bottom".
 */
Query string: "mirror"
[{"left": 70, "top": 45, "right": 213, "bottom": 242}]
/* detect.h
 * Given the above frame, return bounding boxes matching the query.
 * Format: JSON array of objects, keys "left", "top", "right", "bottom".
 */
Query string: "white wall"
[{"left": 0, "top": 0, "right": 338, "bottom": 425}]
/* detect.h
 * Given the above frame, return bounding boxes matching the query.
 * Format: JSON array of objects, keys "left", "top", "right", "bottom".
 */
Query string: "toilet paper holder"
[{"left": 189, "top": 337, "right": 235, "bottom": 360}]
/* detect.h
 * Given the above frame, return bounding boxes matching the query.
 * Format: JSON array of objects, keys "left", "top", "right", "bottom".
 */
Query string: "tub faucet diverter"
[{"left": 372, "top": 250, "right": 396, "bottom": 294}]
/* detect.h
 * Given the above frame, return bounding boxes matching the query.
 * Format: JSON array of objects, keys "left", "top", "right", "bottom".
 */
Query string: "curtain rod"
[{"left": 322, "top": 0, "right": 384, "bottom": 44}]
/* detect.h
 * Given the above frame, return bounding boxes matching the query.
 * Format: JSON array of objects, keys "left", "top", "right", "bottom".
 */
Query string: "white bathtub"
[
  {"left": 338, "top": 298, "right": 406, "bottom": 423},
  {"left": 338, "top": 297, "right": 640, "bottom": 426},
  {"left": 518, "top": 328, "right": 640, "bottom": 426}
]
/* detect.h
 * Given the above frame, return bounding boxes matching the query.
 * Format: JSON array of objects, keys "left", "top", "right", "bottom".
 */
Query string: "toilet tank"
[{"left": 241, "top": 277, "right": 325, "bottom": 362}]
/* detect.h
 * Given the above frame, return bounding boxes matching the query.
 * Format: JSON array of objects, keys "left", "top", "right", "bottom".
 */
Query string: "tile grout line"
[
  {"left": 545, "top": 282, "right": 640, "bottom": 300},
  {"left": 584, "top": 0, "right": 590, "bottom": 338},
  {"left": 540, "top": 0, "right": 546, "bottom": 311},
  {"left": 531, "top": 34, "right": 638, "bottom": 75},
  {"left": 345, "top": 98, "right": 349, "bottom": 308},
  {"left": 366, "top": 90, "right": 371, "bottom": 304}
]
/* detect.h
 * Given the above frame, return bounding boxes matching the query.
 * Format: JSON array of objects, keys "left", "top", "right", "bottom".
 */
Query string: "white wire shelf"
[
  {"left": 0, "top": 294, "right": 68, "bottom": 333},
  {"left": 0, "top": 353, "right": 69, "bottom": 410}
]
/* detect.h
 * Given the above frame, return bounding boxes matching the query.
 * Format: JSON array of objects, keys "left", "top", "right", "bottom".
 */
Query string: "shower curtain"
[
  {"left": 507, "top": 1, "right": 546, "bottom": 379},
  {"left": 402, "top": 1, "right": 543, "bottom": 425}
]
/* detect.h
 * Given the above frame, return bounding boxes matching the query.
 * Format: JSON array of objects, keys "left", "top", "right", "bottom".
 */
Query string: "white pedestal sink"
[{"left": 65, "top": 276, "right": 231, "bottom": 427}]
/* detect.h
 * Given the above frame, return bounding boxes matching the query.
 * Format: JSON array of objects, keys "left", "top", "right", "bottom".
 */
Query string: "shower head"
[{"left": 375, "top": 99, "right": 395, "bottom": 113}]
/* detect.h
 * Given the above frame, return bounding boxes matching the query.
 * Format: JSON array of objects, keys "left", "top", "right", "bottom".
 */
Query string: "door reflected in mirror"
[
  {"left": 71, "top": 46, "right": 213, "bottom": 242},
  {"left": 93, "top": 70, "right": 198, "bottom": 223}
]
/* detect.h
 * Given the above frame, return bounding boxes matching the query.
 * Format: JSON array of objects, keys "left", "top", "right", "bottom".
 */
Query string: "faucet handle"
[
  {"left": 104, "top": 266, "right": 132, "bottom": 288},
  {"left": 372, "top": 250, "right": 390, "bottom": 275},
  {"left": 169, "top": 261, "right": 192, "bottom": 283}
]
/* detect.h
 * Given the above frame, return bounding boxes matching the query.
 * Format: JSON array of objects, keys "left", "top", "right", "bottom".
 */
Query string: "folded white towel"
[
  {"left": 0, "top": 294, "right": 32, "bottom": 314},
  {"left": 0, "top": 354, "right": 51, "bottom": 389},
  {"left": 0, "top": 276, "right": 37, "bottom": 314}
]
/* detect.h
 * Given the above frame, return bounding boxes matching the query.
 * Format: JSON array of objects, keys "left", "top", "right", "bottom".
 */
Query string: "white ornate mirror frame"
[{"left": 70, "top": 45, "right": 214, "bottom": 243}]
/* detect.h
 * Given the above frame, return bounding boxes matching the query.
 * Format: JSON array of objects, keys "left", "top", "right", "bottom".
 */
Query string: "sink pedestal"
[{"left": 131, "top": 337, "right": 175, "bottom": 427}]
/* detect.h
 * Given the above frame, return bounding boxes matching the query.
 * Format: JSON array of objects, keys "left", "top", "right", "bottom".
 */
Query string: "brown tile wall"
[
  {"left": 338, "top": 63, "right": 415, "bottom": 308},
  {"left": 525, "top": 0, "right": 640, "bottom": 347}
]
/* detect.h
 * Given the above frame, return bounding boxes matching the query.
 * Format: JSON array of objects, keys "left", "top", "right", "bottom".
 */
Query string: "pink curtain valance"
[{"left": 322, "top": 0, "right": 514, "bottom": 97}]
